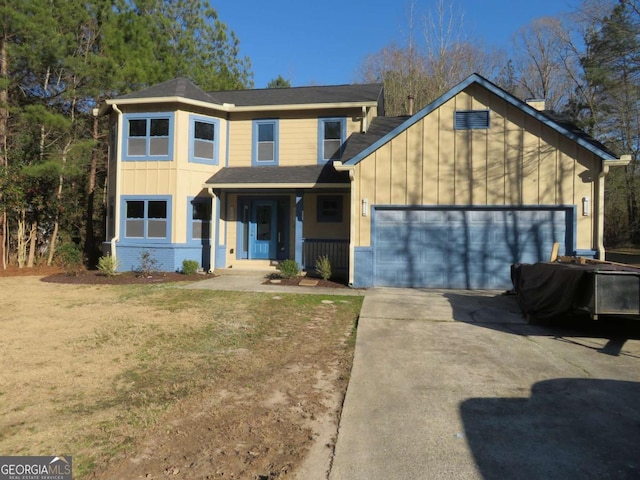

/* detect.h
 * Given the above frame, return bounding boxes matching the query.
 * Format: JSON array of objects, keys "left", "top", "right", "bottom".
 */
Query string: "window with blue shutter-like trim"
[{"left": 455, "top": 110, "right": 490, "bottom": 130}]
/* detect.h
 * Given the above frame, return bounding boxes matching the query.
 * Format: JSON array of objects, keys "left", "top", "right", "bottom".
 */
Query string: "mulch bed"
[
  {"left": 41, "top": 270, "right": 209, "bottom": 285},
  {"left": 1, "top": 265, "right": 348, "bottom": 288},
  {"left": 0, "top": 265, "right": 208, "bottom": 284}
]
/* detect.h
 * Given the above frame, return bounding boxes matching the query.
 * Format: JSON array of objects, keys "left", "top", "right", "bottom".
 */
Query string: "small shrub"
[
  {"left": 137, "top": 250, "right": 159, "bottom": 277},
  {"left": 182, "top": 259, "right": 199, "bottom": 275},
  {"left": 278, "top": 259, "right": 300, "bottom": 279},
  {"left": 97, "top": 254, "right": 119, "bottom": 276},
  {"left": 55, "top": 243, "right": 84, "bottom": 276},
  {"left": 315, "top": 255, "right": 332, "bottom": 281}
]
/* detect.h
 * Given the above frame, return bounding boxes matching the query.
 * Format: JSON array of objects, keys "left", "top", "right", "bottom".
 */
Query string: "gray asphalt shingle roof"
[
  {"left": 540, "top": 110, "right": 619, "bottom": 159},
  {"left": 340, "top": 116, "right": 410, "bottom": 161},
  {"left": 204, "top": 165, "right": 350, "bottom": 187},
  {"left": 116, "top": 77, "right": 214, "bottom": 103},
  {"left": 209, "top": 83, "right": 383, "bottom": 106},
  {"left": 115, "top": 78, "right": 383, "bottom": 108}
]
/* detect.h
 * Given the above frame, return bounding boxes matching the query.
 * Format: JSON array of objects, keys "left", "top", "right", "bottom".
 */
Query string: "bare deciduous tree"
[
  {"left": 510, "top": 17, "right": 580, "bottom": 110},
  {"left": 357, "top": 0, "right": 502, "bottom": 116}
]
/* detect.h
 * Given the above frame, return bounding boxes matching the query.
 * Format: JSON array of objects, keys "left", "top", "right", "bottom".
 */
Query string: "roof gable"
[{"left": 342, "top": 73, "right": 619, "bottom": 165}]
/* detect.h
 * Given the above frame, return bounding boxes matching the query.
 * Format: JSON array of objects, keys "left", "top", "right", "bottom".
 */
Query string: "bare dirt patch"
[{"left": 0, "top": 273, "right": 361, "bottom": 479}]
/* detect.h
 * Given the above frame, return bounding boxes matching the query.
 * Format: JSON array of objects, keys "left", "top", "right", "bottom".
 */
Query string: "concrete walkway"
[
  {"left": 330, "top": 288, "right": 640, "bottom": 480},
  {"left": 182, "top": 270, "right": 363, "bottom": 296}
]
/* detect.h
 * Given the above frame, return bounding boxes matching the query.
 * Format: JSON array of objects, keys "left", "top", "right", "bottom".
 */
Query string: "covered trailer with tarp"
[{"left": 511, "top": 260, "right": 640, "bottom": 322}]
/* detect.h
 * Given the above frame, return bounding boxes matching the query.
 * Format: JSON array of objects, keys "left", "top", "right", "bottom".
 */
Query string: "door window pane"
[{"left": 256, "top": 205, "right": 272, "bottom": 240}]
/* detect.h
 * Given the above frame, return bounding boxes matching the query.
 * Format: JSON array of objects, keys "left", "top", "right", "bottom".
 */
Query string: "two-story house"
[{"left": 100, "top": 74, "right": 628, "bottom": 289}]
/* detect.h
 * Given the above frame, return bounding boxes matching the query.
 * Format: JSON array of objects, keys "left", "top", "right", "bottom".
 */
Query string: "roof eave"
[
  {"left": 102, "top": 96, "right": 229, "bottom": 115},
  {"left": 230, "top": 101, "right": 379, "bottom": 112},
  {"left": 202, "top": 182, "right": 349, "bottom": 189},
  {"left": 100, "top": 97, "right": 379, "bottom": 117},
  {"left": 604, "top": 155, "right": 632, "bottom": 167}
]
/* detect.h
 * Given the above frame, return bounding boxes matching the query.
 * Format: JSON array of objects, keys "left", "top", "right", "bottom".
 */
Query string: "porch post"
[{"left": 295, "top": 189, "right": 303, "bottom": 266}]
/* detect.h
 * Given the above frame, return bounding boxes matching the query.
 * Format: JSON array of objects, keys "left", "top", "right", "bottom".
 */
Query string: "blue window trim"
[
  {"left": 318, "top": 117, "right": 346, "bottom": 164},
  {"left": 120, "top": 195, "right": 172, "bottom": 244},
  {"left": 316, "top": 195, "right": 343, "bottom": 223},
  {"left": 454, "top": 110, "right": 490, "bottom": 130},
  {"left": 188, "top": 114, "right": 219, "bottom": 165},
  {"left": 187, "top": 196, "right": 212, "bottom": 244},
  {"left": 122, "top": 112, "right": 174, "bottom": 161},
  {"left": 252, "top": 119, "right": 279, "bottom": 166}
]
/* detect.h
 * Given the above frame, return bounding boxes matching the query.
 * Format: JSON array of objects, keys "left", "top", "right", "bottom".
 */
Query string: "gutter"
[
  {"left": 101, "top": 96, "right": 378, "bottom": 116},
  {"left": 110, "top": 103, "right": 124, "bottom": 263},
  {"left": 333, "top": 161, "right": 357, "bottom": 285},
  {"left": 597, "top": 155, "right": 632, "bottom": 259}
]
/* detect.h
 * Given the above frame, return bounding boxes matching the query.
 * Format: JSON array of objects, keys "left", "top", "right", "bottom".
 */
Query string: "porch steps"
[{"left": 220, "top": 260, "right": 279, "bottom": 273}]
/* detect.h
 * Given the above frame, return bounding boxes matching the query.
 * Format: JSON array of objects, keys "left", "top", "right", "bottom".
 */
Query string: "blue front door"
[{"left": 250, "top": 200, "right": 277, "bottom": 259}]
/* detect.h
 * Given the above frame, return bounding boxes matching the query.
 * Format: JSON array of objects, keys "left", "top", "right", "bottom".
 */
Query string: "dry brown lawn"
[{"left": 0, "top": 275, "right": 361, "bottom": 479}]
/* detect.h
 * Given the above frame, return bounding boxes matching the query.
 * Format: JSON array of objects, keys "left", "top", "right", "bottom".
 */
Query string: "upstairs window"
[
  {"left": 252, "top": 119, "right": 279, "bottom": 166},
  {"left": 123, "top": 113, "right": 174, "bottom": 161},
  {"left": 454, "top": 110, "right": 490, "bottom": 130},
  {"left": 189, "top": 115, "right": 219, "bottom": 164},
  {"left": 318, "top": 118, "right": 346, "bottom": 163}
]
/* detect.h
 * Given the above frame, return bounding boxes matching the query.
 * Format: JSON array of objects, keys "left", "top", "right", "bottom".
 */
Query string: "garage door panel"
[{"left": 373, "top": 207, "right": 571, "bottom": 289}]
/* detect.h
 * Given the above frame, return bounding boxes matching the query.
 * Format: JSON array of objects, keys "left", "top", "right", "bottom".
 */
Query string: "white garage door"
[{"left": 373, "top": 207, "right": 572, "bottom": 289}]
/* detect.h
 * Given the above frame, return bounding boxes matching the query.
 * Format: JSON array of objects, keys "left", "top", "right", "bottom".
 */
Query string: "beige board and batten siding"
[
  {"left": 119, "top": 107, "right": 226, "bottom": 244},
  {"left": 303, "top": 193, "right": 350, "bottom": 239},
  {"left": 227, "top": 109, "right": 368, "bottom": 167},
  {"left": 353, "top": 84, "right": 598, "bottom": 250}
]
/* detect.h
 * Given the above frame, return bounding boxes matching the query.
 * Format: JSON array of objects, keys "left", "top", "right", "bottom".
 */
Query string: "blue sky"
[{"left": 215, "top": 0, "right": 575, "bottom": 89}]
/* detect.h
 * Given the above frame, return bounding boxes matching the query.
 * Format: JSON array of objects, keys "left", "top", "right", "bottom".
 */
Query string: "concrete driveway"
[{"left": 330, "top": 288, "right": 640, "bottom": 480}]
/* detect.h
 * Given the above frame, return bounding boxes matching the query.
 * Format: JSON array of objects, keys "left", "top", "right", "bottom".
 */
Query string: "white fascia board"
[
  {"left": 202, "top": 183, "right": 349, "bottom": 189},
  {"left": 604, "top": 155, "right": 632, "bottom": 167},
  {"left": 229, "top": 101, "right": 379, "bottom": 112},
  {"left": 102, "top": 96, "right": 226, "bottom": 115},
  {"left": 101, "top": 97, "right": 378, "bottom": 116}
]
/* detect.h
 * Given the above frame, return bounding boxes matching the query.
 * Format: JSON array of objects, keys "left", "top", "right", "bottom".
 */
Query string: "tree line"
[
  {"left": 359, "top": 0, "right": 640, "bottom": 247},
  {"left": 0, "top": 0, "right": 252, "bottom": 269},
  {"left": 1, "top": 0, "right": 638, "bottom": 271}
]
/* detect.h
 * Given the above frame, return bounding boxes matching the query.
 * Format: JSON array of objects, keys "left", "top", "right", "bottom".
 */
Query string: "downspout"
[
  {"left": 110, "top": 103, "right": 123, "bottom": 262},
  {"left": 334, "top": 161, "right": 356, "bottom": 285},
  {"left": 597, "top": 155, "right": 631, "bottom": 259},
  {"left": 597, "top": 163, "right": 608, "bottom": 260},
  {"left": 206, "top": 187, "right": 217, "bottom": 273}
]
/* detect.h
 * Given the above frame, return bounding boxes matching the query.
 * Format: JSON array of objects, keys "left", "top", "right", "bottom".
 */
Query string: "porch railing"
[{"left": 302, "top": 238, "right": 349, "bottom": 271}]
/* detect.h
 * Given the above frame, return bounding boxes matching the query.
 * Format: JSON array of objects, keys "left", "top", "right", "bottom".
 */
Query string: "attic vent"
[{"left": 455, "top": 110, "right": 490, "bottom": 130}]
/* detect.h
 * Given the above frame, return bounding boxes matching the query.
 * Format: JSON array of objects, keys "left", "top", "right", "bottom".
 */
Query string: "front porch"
[
  {"left": 203, "top": 164, "right": 352, "bottom": 278},
  {"left": 222, "top": 238, "right": 349, "bottom": 275}
]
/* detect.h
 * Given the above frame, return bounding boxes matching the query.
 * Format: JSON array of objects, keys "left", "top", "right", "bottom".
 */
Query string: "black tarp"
[{"left": 511, "top": 262, "right": 640, "bottom": 320}]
